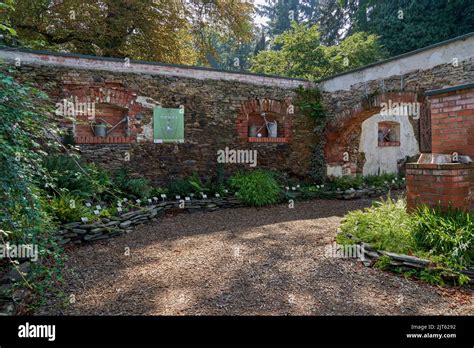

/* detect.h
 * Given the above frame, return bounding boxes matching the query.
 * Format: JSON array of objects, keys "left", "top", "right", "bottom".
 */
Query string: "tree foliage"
[
  {"left": 257, "top": 0, "right": 320, "bottom": 38},
  {"left": 250, "top": 23, "right": 386, "bottom": 80},
  {"left": 312, "top": 0, "right": 474, "bottom": 56},
  {"left": 0, "top": 0, "right": 16, "bottom": 38},
  {"left": 353, "top": 0, "right": 474, "bottom": 56},
  {"left": 10, "top": 0, "right": 255, "bottom": 65}
]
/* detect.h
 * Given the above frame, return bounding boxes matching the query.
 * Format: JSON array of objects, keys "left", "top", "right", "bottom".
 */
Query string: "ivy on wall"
[{"left": 295, "top": 86, "right": 327, "bottom": 183}]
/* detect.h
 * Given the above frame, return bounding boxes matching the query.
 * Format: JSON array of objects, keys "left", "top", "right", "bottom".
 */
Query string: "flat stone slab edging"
[
  {"left": 55, "top": 197, "right": 244, "bottom": 246},
  {"left": 57, "top": 185, "right": 404, "bottom": 247},
  {"left": 340, "top": 232, "right": 474, "bottom": 285}
]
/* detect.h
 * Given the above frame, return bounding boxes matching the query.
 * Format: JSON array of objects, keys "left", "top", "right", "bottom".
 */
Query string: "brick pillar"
[
  {"left": 430, "top": 85, "right": 474, "bottom": 156},
  {"left": 406, "top": 163, "right": 474, "bottom": 212},
  {"left": 406, "top": 83, "right": 474, "bottom": 212}
]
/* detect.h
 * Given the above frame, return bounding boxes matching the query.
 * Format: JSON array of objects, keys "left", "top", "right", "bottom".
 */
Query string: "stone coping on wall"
[
  {"left": 406, "top": 162, "right": 474, "bottom": 170},
  {"left": 425, "top": 82, "right": 474, "bottom": 96},
  {"left": 0, "top": 48, "right": 311, "bottom": 89},
  {"left": 318, "top": 32, "right": 474, "bottom": 92}
]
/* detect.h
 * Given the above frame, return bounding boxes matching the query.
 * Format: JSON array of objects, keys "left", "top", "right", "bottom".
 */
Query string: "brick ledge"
[
  {"left": 74, "top": 136, "right": 136, "bottom": 144},
  {"left": 248, "top": 137, "right": 288, "bottom": 143}
]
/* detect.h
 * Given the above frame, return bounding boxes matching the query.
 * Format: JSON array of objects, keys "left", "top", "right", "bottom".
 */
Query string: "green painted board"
[{"left": 153, "top": 107, "right": 184, "bottom": 143}]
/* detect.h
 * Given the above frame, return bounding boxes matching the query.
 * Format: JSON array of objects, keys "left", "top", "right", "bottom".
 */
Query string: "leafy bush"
[
  {"left": 112, "top": 168, "right": 152, "bottom": 199},
  {"left": 328, "top": 175, "right": 365, "bottom": 191},
  {"left": 337, "top": 196, "right": 415, "bottom": 254},
  {"left": 327, "top": 173, "right": 402, "bottom": 191},
  {"left": 337, "top": 197, "right": 474, "bottom": 285},
  {"left": 47, "top": 193, "right": 92, "bottom": 224},
  {"left": 0, "top": 66, "right": 67, "bottom": 306},
  {"left": 165, "top": 173, "right": 227, "bottom": 197},
  {"left": 363, "top": 173, "right": 397, "bottom": 188},
  {"left": 228, "top": 170, "right": 281, "bottom": 206},
  {"left": 412, "top": 206, "right": 474, "bottom": 269},
  {"left": 187, "top": 173, "right": 205, "bottom": 194},
  {"left": 204, "top": 181, "right": 226, "bottom": 196},
  {"left": 43, "top": 155, "right": 114, "bottom": 200},
  {"left": 166, "top": 177, "right": 195, "bottom": 197}
]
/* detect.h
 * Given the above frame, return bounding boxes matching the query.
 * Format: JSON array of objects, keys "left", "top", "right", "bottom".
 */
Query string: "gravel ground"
[{"left": 39, "top": 198, "right": 473, "bottom": 315}]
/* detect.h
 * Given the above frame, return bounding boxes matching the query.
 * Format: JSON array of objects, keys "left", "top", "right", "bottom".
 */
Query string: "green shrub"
[
  {"left": 228, "top": 170, "right": 281, "bottom": 206},
  {"left": 412, "top": 206, "right": 474, "bottom": 269},
  {"left": 166, "top": 177, "right": 195, "bottom": 197},
  {"left": 43, "top": 155, "right": 95, "bottom": 198},
  {"left": 150, "top": 187, "right": 166, "bottom": 198},
  {"left": 0, "top": 67, "right": 60, "bottom": 242},
  {"left": 165, "top": 173, "right": 226, "bottom": 197},
  {"left": 0, "top": 67, "right": 66, "bottom": 305},
  {"left": 363, "top": 173, "right": 397, "bottom": 188},
  {"left": 374, "top": 255, "right": 392, "bottom": 270},
  {"left": 43, "top": 155, "right": 115, "bottom": 200},
  {"left": 337, "top": 196, "right": 415, "bottom": 254},
  {"left": 337, "top": 197, "right": 474, "bottom": 285},
  {"left": 328, "top": 175, "right": 364, "bottom": 191},
  {"left": 87, "top": 163, "right": 115, "bottom": 199},
  {"left": 112, "top": 168, "right": 152, "bottom": 199},
  {"left": 327, "top": 173, "right": 401, "bottom": 191},
  {"left": 187, "top": 173, "right": 205, "bottom": 193},
  {"left": 204, "top": 181, "right": 226, "bottom": 196},
  {"left": 47, "top": 193, "right": 92, "bottom": 224}
]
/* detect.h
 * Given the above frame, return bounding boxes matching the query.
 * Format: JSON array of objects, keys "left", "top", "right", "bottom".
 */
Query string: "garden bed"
[{"left": 336, "top": 197, "right": 474, "bottom": 287}]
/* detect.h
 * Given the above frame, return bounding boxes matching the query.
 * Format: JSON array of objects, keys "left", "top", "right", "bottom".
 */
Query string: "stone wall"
[
  {"left": 1, "top": 51, "right": 315, "bottom": 185},
  {"left": 320, "top": 55, "right": 474, "bottom": 176},
  {"left": 1, "top": 33, "right": 473, "bottom": 184},
  {"left": 319, "top": 33, "right": 474, "bottom": 177}
]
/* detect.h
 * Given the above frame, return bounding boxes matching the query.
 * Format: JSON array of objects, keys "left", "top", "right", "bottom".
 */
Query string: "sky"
[{"left": 253, "top": 0, "right": 269, "bottom": 27}]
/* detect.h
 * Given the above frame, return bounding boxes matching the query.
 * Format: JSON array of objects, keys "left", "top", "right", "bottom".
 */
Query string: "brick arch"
[
  {"left": 62, "top": 81, "right": 148, "bottom": 143},
  {"left": 236, "top": 97, "right": 293, "bottom": 142},
  {"left": 325, "top": 91, "right": 421, "bottom": 166}
]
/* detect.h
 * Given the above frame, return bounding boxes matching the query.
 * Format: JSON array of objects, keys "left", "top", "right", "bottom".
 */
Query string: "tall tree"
[
  {"left": 258, "top": 0, "right": 320, "bottom": 38},
  {"left": 250, "top": 22, "right": 386, "bottom": 80},
  {"left": 10, "top": 0, "right": 254, "bottom": 65},
  {"left": 353, "top": 0, "right": 474, "bottom": 56}
]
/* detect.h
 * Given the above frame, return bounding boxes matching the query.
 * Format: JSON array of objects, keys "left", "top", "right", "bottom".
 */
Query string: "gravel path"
[{"left": 39, "top": 198, "right": 473, "bottom": 315}]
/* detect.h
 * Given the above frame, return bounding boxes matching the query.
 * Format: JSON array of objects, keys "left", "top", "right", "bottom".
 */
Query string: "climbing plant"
[
  {"left": 295, "top": 86, "right": 327, "bottom": 183},
  {"left": 0, "top": 65, "right": 67, "bottom": 305},
  {"left": 0, "top": 66, "right": 60, "bottom": 242}
]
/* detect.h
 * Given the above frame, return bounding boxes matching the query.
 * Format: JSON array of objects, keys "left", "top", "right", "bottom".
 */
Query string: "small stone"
[
  {"left": 72, "top": 228, "right": 88, "bottom": 235},
  {"left": 0, "top": 301, "right": 15, "bottom": 316},
  {"left": 5, "top": 262, "right": 31, "bottom": 283},
  {"left": 62, "top": 222, "right": 81, "bottom": 229},
  {"left": 120, "top": 220, "right": 132, "bottom": 229},
  {"left": 103, "top": 221, "right": 120, "bottom": 227},
  {"left": 58, "top": 238, "right": 71, "bottom": 245}
]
